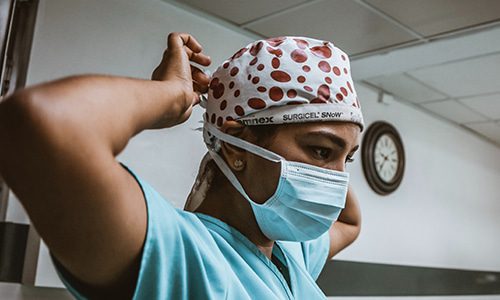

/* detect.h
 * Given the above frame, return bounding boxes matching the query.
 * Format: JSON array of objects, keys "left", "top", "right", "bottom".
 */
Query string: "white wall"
[
  {"left": 335, "top": 83, "right": 500, "bottom": 273},
  {"left": 3, "top": 0, "right": 500, "bottom": 296}
]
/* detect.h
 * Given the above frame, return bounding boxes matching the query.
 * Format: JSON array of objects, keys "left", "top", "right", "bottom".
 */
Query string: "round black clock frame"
[{"left": 361, "top": 121, "right": 405, "bottom": 195}]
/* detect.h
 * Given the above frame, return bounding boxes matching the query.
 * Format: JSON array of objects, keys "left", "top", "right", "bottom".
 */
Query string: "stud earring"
[{"left": 233, "top": 159, "right": 244, "bottom": 169}]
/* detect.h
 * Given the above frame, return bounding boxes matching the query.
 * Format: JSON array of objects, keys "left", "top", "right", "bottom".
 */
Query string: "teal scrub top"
[{"left": 51, "top": 162, "right": 330, "bottom": 299}]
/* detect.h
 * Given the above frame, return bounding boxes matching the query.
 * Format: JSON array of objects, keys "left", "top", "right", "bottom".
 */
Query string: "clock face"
[
  {"left": 361, "top": 121, "right": 405, "bottom": 195},
  {"left": 374, "top": 134, "right": 399, "bottom": 183}
]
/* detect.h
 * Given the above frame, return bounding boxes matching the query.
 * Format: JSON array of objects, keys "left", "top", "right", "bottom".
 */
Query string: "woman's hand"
[{"left": 150, "top": 32, "right": 212, "bottom": 129}]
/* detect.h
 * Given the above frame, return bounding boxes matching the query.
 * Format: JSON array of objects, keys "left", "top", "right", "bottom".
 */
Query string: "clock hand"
[{"left": 378, "top": 159, "right": 386, "bottom": 172}]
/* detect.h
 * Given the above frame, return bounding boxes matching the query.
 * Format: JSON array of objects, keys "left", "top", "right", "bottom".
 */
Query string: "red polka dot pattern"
[
  {"left": 347, "top": 81, "right": 353, "bottom": 93},
  {"left": 340, "top": 87, "right": 348, "bottom": 97},
  {"left": 267, "top": 37, "right": 286, "bottom": 47},
  {"left": 332, "top": 66, "right": 341, "bottom": 76},
  {"left": 287, "top": 89, "right": 297, "bottom": 98},
  {"left": 248, "top": 98, "right": 266, "bottom": 109},
  {"left": 272, "top": 57, "right": 280, "bottom": 69},
  {"left": 220, "top": 100, "right": 227, "bottom": 110},
  {"left": 267, "top": 46, "right": 283, "bottom": 57},
  {"left": 269, "top": 87, "right": 284, "bottom": 101},
  {"left": 318, "top": 84, "right": 330, "bottom": 101},
  {"left": 310, "top": 46, "right": 332, "bottom": 58},
  {"left": 293, "top": 38, "right": 309, "bottom": 49},
  {"left": 230, "top": 67, "right": 239, "bottom": 76},
  {"left": 235, "top": 105, "right": 245, "bottom": 116},
  {"left": 205, "top": 36, "right": 363, "bottom": 129},
  {"left": 250, "top": 42, "right": 263, "bottom": 56},
  {"left": 271, "top": 71, "right": 291, "bottom": 82},
  {"left": 318, "top": 61, "right": 330, "bottom": 73},
  {"left": 291, "top": 49, "right": 308, "bottom": 63},
  {"left": 209, "top": 78, "right": 224, "bottom": 99},
  {"left": 311, "top": 97, "right": 328, "bottom": 104},
  {"left": 232, "top": 47, "right": 248, "bottom": 59}
]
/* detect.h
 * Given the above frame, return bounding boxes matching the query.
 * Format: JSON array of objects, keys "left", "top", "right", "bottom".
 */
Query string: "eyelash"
[
  {"left": 310, "top": 147, "right": 331, "bottom": 160},
  {"left": 309, "top": 146, "right": 355, "bottom": 163}
]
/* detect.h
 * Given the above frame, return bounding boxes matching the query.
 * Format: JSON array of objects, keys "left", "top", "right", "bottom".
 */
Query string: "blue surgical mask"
[{"left": 203, "top": 122, "right": 349, "bottom": 241}]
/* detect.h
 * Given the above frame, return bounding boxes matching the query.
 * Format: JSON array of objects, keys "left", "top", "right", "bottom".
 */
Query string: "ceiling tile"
[
  {"left": 366, "top": 73, "right": 448, "bottom": 103},
  {"left": 174, "top": 0, "right": 307, "bottom": 25},
  {"left": 365, "top": 0, "right": 500, "bottom": 37},
  {"left": 458, "top": 92, "right": 500, "bottom": 120},
  {"left": 245, "top": 0, "right": 416, "bottom": 55},
  {"left": 421, "top": 100, "right": 489, "bottom": 123},
  {"left": 464, "top": 122, "right": 500, "bottom": 144},
  {"left": 408, "top": 52, "right": 500, "bottom": 98}
]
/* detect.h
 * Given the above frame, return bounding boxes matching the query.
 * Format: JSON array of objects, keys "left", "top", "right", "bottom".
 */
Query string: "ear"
[{"left": 219, "top": 121, "right": 254, "bottom": 172}]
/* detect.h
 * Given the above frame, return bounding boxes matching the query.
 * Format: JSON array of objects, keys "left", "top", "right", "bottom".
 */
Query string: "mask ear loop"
[
  {"left": 198, "top": 68, "right": 212, "bottom": 109},
  {"left": 203, "top": 121, "right": 285, "bottom": 205},
  {"left": 199, "top": 93, "right": 208, "bottom": 109},
  {"left": 203, "top": 122, "right": 282, "bottom": 163}
]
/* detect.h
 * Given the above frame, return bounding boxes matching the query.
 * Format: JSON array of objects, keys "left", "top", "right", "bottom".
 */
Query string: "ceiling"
[{"left": 165, "top": 0, "right": 500, "bottom": 147}]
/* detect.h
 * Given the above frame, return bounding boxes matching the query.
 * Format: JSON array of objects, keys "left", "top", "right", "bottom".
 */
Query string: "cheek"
[{"left": 243, "top": 155, "right": 281, "bottom": 204}]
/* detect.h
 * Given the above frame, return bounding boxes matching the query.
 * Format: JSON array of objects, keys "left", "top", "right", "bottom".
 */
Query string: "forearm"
[
  {"left": 0, "top": 74, "right": 185, "bottom": 211},
  {"left": 1, "top": 75, "right": 183, "bottom": 155},
  {"left": 328, "top": 184, "right": 361, "bottom": 258},
  {"left": 337, "top": 184, "right": 361, "bottom": 227}
]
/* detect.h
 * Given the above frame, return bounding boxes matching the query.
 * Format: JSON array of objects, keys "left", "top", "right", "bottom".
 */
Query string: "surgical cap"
[{"left": 204, "top": 36, "right": 364, "bottom": 131}]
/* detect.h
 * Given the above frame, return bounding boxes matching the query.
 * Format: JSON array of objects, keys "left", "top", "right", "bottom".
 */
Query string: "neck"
[{"left": 194, "top": 179, "right": 275, "bottom": 259}]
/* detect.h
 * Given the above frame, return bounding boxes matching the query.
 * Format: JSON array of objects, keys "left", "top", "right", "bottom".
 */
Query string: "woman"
[{"left": 0, "top": 33, "right": 362, "bottom": 299}]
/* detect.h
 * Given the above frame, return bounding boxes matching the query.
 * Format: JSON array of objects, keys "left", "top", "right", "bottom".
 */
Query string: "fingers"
[
  {"left": 166, "top": 32, "right": 211, "bottom": 65},
  {"left": 168, "top": 32, "right": 202, "bottom": 53},
  {"left": 190, "top": 51, "right": 211, "bottom": 67},
  {"left": 190, "top": 65, "right": 210, "bottom": 86},
  {"left": 193, "top": 81, "right": 208, "bottom": 95}
]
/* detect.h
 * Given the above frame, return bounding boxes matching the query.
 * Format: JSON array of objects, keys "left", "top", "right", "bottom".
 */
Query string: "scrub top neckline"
[{"left": 194, "top": 212, "right": 295, "bottom": 299}]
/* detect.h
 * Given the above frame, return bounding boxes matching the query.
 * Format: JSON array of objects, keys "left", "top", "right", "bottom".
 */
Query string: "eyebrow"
[{"left": 305, "top": 131, "right": 359, "bottom": 153}]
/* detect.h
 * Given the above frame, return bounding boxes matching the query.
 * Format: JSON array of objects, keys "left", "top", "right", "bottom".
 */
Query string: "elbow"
[
  {"left": 350, "top": 222, "right": 361, "bottom": 243},
  {"left": 0, "top": 90, "right": 51, "bottom": 164},
  {"left": 0, "top": 89, "right": 43, "bottom": 135}
]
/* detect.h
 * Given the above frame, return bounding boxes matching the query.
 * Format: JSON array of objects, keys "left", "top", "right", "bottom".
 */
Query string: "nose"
[{"left": 329, "top": 160, "right": 346, "bottom": 173}]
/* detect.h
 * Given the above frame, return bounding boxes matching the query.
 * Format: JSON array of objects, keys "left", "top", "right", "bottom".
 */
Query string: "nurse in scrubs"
[{"left": 0, "top": 33, "right": 362, "bottom": 299}]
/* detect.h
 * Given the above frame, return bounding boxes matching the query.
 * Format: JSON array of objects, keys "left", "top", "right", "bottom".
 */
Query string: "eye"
[
  {"left": 346, "top": 156, "right": 355, "bottom": 163},
  {"left": 310, "top": 146, "right": 331, "bottom": 160}
]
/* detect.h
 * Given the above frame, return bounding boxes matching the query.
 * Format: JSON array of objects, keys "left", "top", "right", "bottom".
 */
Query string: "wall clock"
[{"left": 361, "top": 121, "right": 405, "bottom": 195}]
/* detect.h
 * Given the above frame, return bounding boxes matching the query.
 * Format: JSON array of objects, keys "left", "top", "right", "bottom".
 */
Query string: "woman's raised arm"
[{"left": 0, "top": 32, "right": 210, "bottom": 297}]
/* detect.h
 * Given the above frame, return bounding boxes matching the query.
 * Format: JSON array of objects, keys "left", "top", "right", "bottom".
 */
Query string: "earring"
[{"left": 233, "top": 159, "right": 244, "bottom": 170}]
